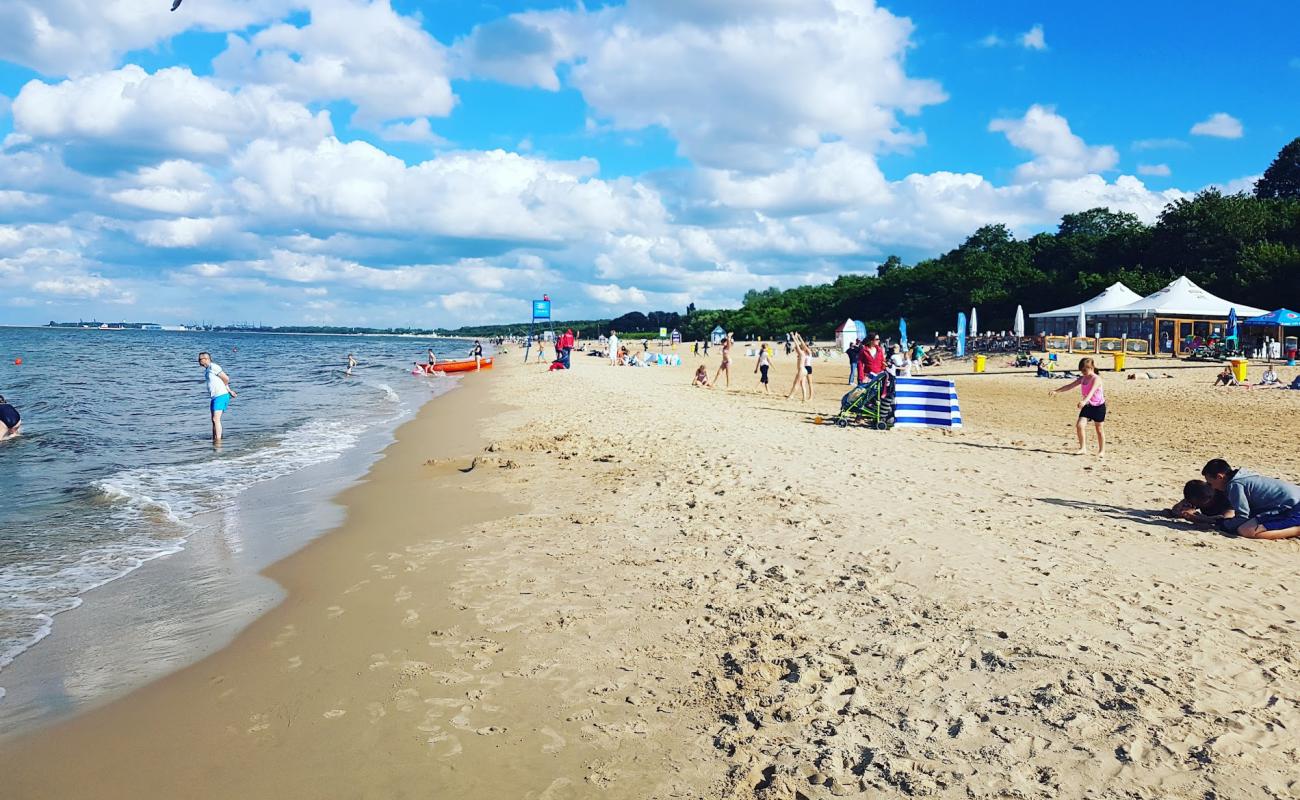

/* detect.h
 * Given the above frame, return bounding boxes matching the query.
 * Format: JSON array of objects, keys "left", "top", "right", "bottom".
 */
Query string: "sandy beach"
[{"left": 3, "top": 347, "right": 1300, "bottom": 799}]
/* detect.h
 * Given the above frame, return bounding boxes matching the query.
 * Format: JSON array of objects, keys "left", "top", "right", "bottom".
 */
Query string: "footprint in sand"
[
  {"left": 366, "top": 702, "right": 387, "bottom": 722},
  {"left": 540, "top": 726, "right": 567, "bottom": 753},
  {"left": 285, "top": 655, "right": 303, "bottom": 671},
  {"left": 247, "top": 713, "right": 270, "bottom": 733},
  {"left": 536, "top": 778, "right": 575, "bottom": 800},
  {"left": 401, "top": 609, "right": 420, "bottom": 627},
  {"left": 323, "top": 709, "right": 347, "bottom": 719},
  {"left": 326, "top": 605, "right": 345, "bottom": 619},
  {"left": 394, "top": 586, "right": 413, "bottom": 603},
  {"left": 343, "top": 579, "right": 371, "bottom": 595}
]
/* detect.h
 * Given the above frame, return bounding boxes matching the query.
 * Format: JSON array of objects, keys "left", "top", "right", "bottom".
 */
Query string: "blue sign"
[{"left": 532, "top": 300, "right": 551, "bottom": 320}]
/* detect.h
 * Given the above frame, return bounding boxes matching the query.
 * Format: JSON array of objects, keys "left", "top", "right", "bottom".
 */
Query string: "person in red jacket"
[
  {"left": 560, "top": 328, "right": 575, "bottom": 368},
  {"left": 857, "top": 333, "right": 886, "bottom": 383}
]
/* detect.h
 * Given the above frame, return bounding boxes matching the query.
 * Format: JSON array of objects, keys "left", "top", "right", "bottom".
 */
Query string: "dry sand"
[{"left": 3, "top": 347, "right": 1300, "bottom": 799}]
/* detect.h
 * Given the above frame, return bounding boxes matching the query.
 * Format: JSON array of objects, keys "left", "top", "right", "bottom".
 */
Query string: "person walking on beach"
[
  {"left": 712, "top": 332, "right": 734, "bottom": 388},
  {"left": 1049, "top": 357, "right": 1105, "bottom": 456},
  {"left": 693, "top": 341, "right": 699, "bottom": 357},
  {"left": 754, "top": 342, "right": 772, "bottom": 393},
  {"left": 0, "top": 394, "right": 21, "bottom": 440},
  {"left": 1180, "top": 459, "right": 1300, "bottom": 539},
  {"left": 846, "top": 338, "right": 861, "bottom": 385},
  {"left": 608, "top": 329, "right": 620, "bottom": 366},
  {"left": 198, "top": 351, "right": 235, "bottom": 443}
]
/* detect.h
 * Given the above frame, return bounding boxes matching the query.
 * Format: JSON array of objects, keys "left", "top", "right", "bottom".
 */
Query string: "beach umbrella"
[
  {"left": 1076, "top": 306, "right": 1086, "bottom": 340},
  {"left": 970, "top": 307, "right": 978, "bottom": 337},
  {"left": 1013, "top": 305, "right": 1025, "bottom": 338},
  {"left": 956, "top": 312, "right": 967, "bottom": 358},
  {"left": 899, "top": 318, "right": 908, "bottom": 348},
  {"left": 1227, "top": 307, "right": 1238, "bottom": 341}
]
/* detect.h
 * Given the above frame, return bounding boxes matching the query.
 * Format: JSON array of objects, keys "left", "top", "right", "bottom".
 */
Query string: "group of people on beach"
[{"left": 1173, "top": 459, "right": 1300, "bottom": 540}]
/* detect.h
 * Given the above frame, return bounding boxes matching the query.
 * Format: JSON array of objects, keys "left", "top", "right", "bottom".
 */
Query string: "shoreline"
[
  {"left": 3, "top": 351, "right": 1299, "bottom": 799},
  {"left": 0, "top": 367, "right": 509, "bottom": 793}
]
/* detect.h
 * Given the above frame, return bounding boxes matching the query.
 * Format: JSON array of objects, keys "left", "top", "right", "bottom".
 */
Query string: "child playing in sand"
[
  {"left": 1049, "top": 357, "right": 1106, "bottom": 456},
  {"left": 692, "top": 364, "right": 712, "bottom": 388},
  {"left": 1179, "top": 460, "right": 1300, "bottom": 539}
]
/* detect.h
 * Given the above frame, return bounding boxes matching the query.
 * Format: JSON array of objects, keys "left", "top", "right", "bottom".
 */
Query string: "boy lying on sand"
[{"left": 1177, "top": 459, "right": 1300, "bottom": 540}]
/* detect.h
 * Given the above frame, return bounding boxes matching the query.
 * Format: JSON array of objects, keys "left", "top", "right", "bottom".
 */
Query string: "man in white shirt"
[
  {"left": 608, "top": 329, "right": 620, "bottom": 366},
  {"left": 198, "top": 351, "right": 236, "bottom": 443}
]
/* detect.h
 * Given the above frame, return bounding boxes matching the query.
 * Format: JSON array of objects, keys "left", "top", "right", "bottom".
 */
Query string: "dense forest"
[{"left": 441, "top": 138, "right": 1300, "bottom": 342}]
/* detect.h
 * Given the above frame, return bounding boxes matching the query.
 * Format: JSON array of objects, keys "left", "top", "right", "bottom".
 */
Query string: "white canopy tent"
[
  {"left": 1111, "top": 276, "right": 1266, "bottom": 318},
  {"left": 1028, "top": 282, "right": 1143, "bottom": 321}
]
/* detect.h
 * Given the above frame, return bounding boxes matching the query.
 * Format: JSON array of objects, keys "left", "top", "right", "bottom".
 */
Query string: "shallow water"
[{"left": 0, "top": 328, "right": 475, "bottom": 722}]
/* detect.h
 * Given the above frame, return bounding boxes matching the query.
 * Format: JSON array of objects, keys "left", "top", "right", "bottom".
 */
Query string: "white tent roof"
[
  {"left": 1110, "top": 276, "right": 1267, "bottom": 317},
  {"left": 834, "top": 318, "right": 857, "bottom": 333},
  {"left": 1029, "top": 282, "right": 1142, "bottom": 319}
]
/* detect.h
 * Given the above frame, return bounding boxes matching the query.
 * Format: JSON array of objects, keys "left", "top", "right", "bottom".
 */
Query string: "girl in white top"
[
  {"left": 888, "top": 346, "right": 912, "bottom": 378},
  {"left": 754, "top": 343, "right": 772, "bottom": 393}
]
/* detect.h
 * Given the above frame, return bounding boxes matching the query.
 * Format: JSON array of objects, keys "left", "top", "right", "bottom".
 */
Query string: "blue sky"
[{"left": 0, "top": 0, "right": 1295, "bottom": 327}]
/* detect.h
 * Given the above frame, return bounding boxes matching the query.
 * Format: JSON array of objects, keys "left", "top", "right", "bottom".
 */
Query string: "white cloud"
[
  {"left": 0, "top": 0, "right": 298, "bottom": 75},
  {"left": 586, "top": 284, "right": 649, "bottom": 306},
  {"left": 12, "top": 66, "right": 331, "bottom": 160},
  {"left": 978, "top": 33, "right": 1004, "bottom": 48},
  {"left": 230, "top": 138, "right": 666, "bottom": 241},
  {"left": 1019, "top": 24, "right": 1047, "bottom": 51},
  {"left": 214, "top": 0, "right": 454, "bottom": 126},
  {"left": 377, "top": 118, "right": 448, "bottom": 145},
  {"left": 989, "top": 105, "right": 1118, "bottom": 182},
  {"left": 457, "top": 0, "right": 946, "bottom": 170},
  {"left": 1190, "top": 112, "right": 1243, "bottom": 139},
  {"left": 1137, "top": 163, "right": 1171, "bottom": 177}
]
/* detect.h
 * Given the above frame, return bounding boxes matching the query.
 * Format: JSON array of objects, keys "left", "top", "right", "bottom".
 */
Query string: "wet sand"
[{"left": 3, "top": 348, "right": 1300, "bottom": 799}]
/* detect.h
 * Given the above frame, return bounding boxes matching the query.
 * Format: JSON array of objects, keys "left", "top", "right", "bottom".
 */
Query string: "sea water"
[{"left": 0, "top": 328, "right": 477, "bottom": 732}]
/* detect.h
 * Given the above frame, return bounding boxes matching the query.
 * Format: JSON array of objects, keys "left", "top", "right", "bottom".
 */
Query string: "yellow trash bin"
[
  {"left": 1230, "top": 358, "right": 1248, "bottom": 383},
  {"left": 1112, "top": 352, "right": 1126, "bottom": 372},
  {"left": 973, "top": 354, "right": 986, "bottom": 373}
]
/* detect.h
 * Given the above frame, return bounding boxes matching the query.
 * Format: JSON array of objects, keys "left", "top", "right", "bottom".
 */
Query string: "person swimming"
[{"left": 0, "top": 394, "right": 21, "bottom": 440}]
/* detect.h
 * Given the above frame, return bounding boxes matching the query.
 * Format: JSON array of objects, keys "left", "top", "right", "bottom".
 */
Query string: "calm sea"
[{"left": 0, "top": 327, "right": 478, "bottom": 730}]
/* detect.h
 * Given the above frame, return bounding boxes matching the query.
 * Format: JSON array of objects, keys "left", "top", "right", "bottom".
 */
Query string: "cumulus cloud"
[
  {"left": 989, "top": 105, "right": 1118, "bottom": 182},
  {"left": 1137, "top": 163, "right": 1171, "bottom": 177},
  {"left": 1190, "top": 112, "right": 1243, "bottom": 139},
  {"left": 1019, "top": 24, "right": 1047, "bottom": 51},
  {"left": 377, "top": 118, "right": 449, "bottom": 145},
  {"left": 456, "top": 0, "right": 946, "bottom": 170},
  {"left": 586, "top": 283, "right": 649, "bottom": 306},
  {"left": 12, "top": 66, "right": 331, "bottom": 163},
  {"left": 229, "top": 138, "right": 666, "bottom": 242},
  {"left": 214, "top": 0, "right": 454, "bottom": 126},
  {"left": 0, "top": 0, "right": 299, "bottom": 76}
]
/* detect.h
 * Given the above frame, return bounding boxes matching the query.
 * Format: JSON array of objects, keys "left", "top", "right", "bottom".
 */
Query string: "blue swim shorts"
[
  {"left": 1259, "top": 506, "right": 1300, "bottom": 532},
  {"left": 211, "top": 393, "right": 231, "bottom": 413}
]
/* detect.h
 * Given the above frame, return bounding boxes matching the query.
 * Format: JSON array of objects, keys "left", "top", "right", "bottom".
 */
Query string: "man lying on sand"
[{"left": 1178, "top": 459, "right": 1300, "bottom": 539}]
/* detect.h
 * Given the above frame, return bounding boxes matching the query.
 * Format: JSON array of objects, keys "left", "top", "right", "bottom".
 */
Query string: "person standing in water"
[
  {"left": 345, "top": 353, "right": 357, "bottom": 375},
  {"left": 470, "top": 340, "right": 484, "bottom": 369},
  {"left": 198, "top": 351, "right": 235, "bottom": 443},
  {"left": 1049, "top": 356, "right": 1106, "bottom": 456},
  {"left": 0, "top": 394, "right": 21, "bottom": 440}
]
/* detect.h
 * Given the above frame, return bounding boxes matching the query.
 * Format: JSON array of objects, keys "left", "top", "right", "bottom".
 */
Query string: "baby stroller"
[{"left": 833, "top": 372, "right": 894, "bottom": 429}]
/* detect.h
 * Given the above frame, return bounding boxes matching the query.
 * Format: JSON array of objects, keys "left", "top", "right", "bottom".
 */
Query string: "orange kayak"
[{"left": 431, "top": 357, "right": 493, "bottom": 373}]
